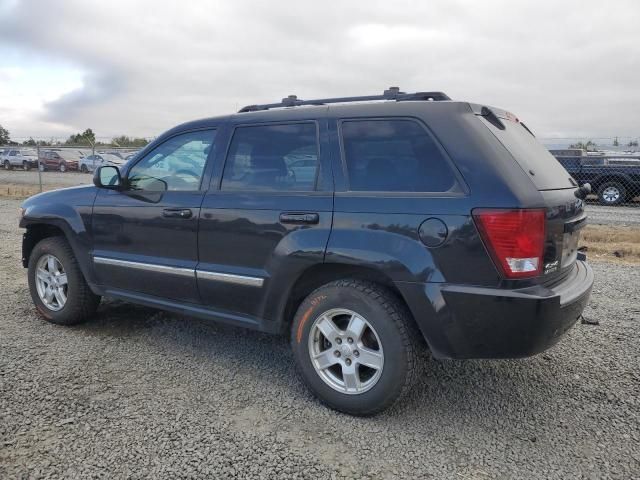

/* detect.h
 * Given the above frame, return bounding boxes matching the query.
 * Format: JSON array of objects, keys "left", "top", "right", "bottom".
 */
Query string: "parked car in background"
[
  {"left": 0, "top": 148, "right": 10, "bottom": 165},
  {"left": 2, "top": 148, "right": 39, "bottom": 170},
  {"left": 125, "top": 151, "right": 141, "bottom": 162},
  {"left": 20, "top": 88, "right": 594, "bottom": 415},
  {"left": 550, "top": 149, "right": 640, "bottom": 205},
  {"left": 287, "top": 154, "right": 318, "bottom": 184},
  {"left": 39, "top": 150, "right": 83, "bottom": 172},
  {"left": 79, "top": 153, "right": 127, "bottom": 173}
]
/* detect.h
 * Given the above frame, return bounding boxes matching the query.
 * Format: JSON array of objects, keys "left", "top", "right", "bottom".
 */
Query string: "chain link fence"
[
  {"left": 0, "top": 140, "right": 147, "bottom": 196},
  {"left": 549, "top": 149, "right": 640, "bottom": 206},
  {"left": 1, "top": 136, "right": 640, "bottom": 207}
]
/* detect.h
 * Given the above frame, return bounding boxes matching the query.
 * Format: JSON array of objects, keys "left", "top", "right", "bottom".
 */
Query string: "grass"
[
  {"left": 0, "top": 184, "right": 61, "bottom": 198},
  {"left": 580, "top": 224, "right": 640, "bottom": 264}
]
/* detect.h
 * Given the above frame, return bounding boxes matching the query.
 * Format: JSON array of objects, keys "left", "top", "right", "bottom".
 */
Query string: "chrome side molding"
[
  {"left": 196, "top": 270, "right": 264, "bottom": 287},
  {"left": 93, "top": 256, "right": 264, "bottom": 287},
  {"left": 94, "top": 256, "right": 194, "bottom": 277}
]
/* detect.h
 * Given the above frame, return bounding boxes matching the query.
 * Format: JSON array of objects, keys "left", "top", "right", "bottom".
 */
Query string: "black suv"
[{"left": 20, "top": 88, "right": 594, "bottom": 415}]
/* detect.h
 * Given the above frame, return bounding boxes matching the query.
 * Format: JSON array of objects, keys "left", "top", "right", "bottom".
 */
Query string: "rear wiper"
[
  {"left": 520, "top": 122, "right": 535, "bottom": 137},
  {"left": 574, "top": 183, "right": 591, "bottom": 200}
]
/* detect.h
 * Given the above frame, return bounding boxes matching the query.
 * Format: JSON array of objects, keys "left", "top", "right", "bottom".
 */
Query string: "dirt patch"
[
  {"left": 0, "top": 184, "right": 64, "bottom": 198},
  {"left": 580, "top": 224, "right": 640, "bottom": 263}
]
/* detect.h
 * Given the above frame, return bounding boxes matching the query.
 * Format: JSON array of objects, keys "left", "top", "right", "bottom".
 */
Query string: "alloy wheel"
[
  {"left": 35, "top": 254, "right": 68, "bottom": 311},
  {"left": 308, "top": 308, "right": 384, "bottom": 395}
]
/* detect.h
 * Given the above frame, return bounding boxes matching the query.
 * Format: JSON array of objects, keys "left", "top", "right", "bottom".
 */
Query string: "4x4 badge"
[{"left": 544, "top": 260, "right": 559, "bottom": 274}]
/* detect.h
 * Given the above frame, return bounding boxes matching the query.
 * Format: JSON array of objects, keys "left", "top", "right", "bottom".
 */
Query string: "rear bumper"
[{"left": 397, "top": 260, "right": 594, "bottom": 359}]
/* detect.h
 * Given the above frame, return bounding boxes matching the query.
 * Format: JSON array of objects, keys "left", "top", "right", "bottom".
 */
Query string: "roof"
[{"left": 161, "top": 87, "right": 459, "bottom": 138}]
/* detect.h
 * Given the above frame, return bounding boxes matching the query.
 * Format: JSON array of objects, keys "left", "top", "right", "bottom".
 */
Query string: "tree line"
[
  {"left": 569, "top": 138, "right": 639, "bottom": 151},
  {"left": 0, "top": 124, "right": 149, "bottom": 148}
]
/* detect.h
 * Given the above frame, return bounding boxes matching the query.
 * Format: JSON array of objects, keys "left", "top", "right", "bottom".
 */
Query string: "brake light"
[{"left": 473, "top": 209, "right": 546, "bottom": 279}]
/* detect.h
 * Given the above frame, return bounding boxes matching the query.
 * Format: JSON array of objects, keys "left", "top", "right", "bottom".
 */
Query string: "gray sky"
[{"left": 1, "top": 0, "right": 639, "bottom": 141}]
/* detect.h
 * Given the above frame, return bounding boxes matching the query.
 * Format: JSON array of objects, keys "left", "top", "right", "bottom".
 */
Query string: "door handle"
[
  {"left": 279, "top": 212, "right": 320, "bottom": 224},
  {"left": 162, "top": 208, "right": 193, "bottom": 219}
]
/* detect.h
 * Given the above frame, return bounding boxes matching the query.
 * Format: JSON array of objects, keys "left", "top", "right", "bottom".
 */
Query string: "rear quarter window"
[
  {"left": 339, "top": 119, "right": 461, "bottom": 193},
  {"left": 479, "top": 116, "right": 575, "bottom": 190}
]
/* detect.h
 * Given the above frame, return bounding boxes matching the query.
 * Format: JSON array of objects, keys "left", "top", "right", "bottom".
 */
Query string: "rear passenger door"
[
  {"left": 326, "top": 116, "right": 472, "bottom": 284},
  {"left": 197, "top": 119, "right": 333, "bottom": 325}
]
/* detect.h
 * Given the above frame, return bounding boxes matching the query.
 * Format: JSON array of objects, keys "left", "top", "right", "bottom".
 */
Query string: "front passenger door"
[
  {"left": 92, "top": 129, "right": 218, "bottom": 303},
  {"left": 197, "top": 120, "right": 333, "bottom": 324}
]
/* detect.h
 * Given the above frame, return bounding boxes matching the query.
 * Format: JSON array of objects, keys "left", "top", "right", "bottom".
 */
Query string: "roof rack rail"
[{"left": 238, "top": 87, "right": 451, "bottom": 113}]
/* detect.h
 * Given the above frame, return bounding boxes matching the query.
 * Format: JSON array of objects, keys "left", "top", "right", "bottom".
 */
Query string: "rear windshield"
[{"left": 479, "top": 116, "right": 575, "bottom": 190}]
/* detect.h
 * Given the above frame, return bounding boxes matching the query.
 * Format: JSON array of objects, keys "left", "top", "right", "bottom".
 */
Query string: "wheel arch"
[
  {"left": 21, "top": 219, "right": 98, "bottom": 291},
  {"left": 276, "top": 263, "right": 421, "bottom": 338},
  {"left": 593, "top": 173, "right": 632, "bottom": 190}
]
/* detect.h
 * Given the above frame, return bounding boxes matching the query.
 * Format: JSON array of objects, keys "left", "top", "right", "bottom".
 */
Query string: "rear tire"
[
  {"left": 598, "top": 181, "right": 626, "bottom": 205},
  {"left": 4, "top": 160, "right": 11, "bottom": 170},
  {"left": 22, "top": 161, "right": 30, "bottom": 171},
  {"left": 28, "top": 236, "right": 100, "bottom": 325},
  {"left": 291, "top": 279, "right": 421, "bottom": 416}
]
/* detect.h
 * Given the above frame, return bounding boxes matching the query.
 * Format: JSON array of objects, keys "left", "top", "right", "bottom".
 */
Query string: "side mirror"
[{"left": 93, "top": 165, "right": 122, "bottom": 189}]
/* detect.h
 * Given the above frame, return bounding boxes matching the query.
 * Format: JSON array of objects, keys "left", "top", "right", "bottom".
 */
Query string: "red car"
[{"left": 39, "top": 150, "right": 83, "bottom": 172}]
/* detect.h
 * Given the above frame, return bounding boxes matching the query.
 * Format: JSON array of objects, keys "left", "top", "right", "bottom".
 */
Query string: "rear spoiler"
[{"left": 469, "top": 103, "right": 535, "bottom": 136}]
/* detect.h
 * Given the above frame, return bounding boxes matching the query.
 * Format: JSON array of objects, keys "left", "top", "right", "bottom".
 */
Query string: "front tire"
[
  {"left": 22, "top": 161, "right": 30, "bottom": 171},
  {"left": 291, "top": 279, "right": 420, "bottom": 416},
  {"left": 4, "top": 160, "right": 11, "bottom": 170},
  {"left": 59, "top": 162, "right": 67, "bottom": 173},
  {"left": 598, "top": 181, "right": 626, "bottom": 205},
  {"left": 28, "top": 236, "right": 100, "bottom": 325},
  {"left": 80, "top": 164, "right": 88, "bottom": 173}
]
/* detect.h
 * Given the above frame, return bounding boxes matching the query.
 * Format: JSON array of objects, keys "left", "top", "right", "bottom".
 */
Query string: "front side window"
[
  {"left": 221, "top": 123, "right": 319, "bottom": 191},
  {"left": 340, "top": 119, "right": 459, "bottom": 193},
  {"left": 127, "top": 130, "right": 216, "bottom": 191}
]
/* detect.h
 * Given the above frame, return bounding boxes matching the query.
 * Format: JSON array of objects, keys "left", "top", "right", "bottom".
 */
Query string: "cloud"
[
  {"left": 0, "top": 0, "right": 639, "bottom": 140},
  {"left": 43, "top": 70, "right": 124, "bottom": 121}
]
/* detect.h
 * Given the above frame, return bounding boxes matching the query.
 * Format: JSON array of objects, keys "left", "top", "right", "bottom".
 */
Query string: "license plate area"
[{"left": 561, "top": 229, "right": 581, "bottom": 268}]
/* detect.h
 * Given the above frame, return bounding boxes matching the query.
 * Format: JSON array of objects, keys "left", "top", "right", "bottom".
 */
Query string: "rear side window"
[
  {"left": 340, "top": 119, "right": 460, "bottom": 192},
  {"left": 479, "top": 117, "right": 575, "bottom": 190},
  {"left": 222, "top": 123, "right": 319, "bottom": 191}
]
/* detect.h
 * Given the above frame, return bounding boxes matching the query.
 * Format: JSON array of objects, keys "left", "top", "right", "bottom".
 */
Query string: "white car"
[
  {"left": 79, "top": 153, "right": 126, "bottom": 173},
  {"left": 2, "top": 148, "right": 39, "bottom": 170}
]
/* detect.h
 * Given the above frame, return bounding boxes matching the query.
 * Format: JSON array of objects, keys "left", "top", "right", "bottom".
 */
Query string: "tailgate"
[
  {"left": 539, "top": 189, "right": 586, "bottom": 276},
  {"left": 476, "top": 107, "right": 586, "bottom": 277}
]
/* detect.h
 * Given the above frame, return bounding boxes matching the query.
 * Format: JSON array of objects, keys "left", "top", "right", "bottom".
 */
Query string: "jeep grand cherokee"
[{"left": 19, "top": 88, "right": 594, "bottom": 415}]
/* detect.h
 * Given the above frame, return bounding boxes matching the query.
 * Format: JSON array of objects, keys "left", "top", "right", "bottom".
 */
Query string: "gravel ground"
[
  {"left": 585, "top": 204, "right": 640, "bottom": 226},
  {"left": 1, "top": 197, "right": 639, "bottom": 479}
]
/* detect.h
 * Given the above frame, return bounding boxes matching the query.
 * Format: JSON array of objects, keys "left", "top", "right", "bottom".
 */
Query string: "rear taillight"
[{"left": 473, "top": 209, "right": 546, "bottom": 279}]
